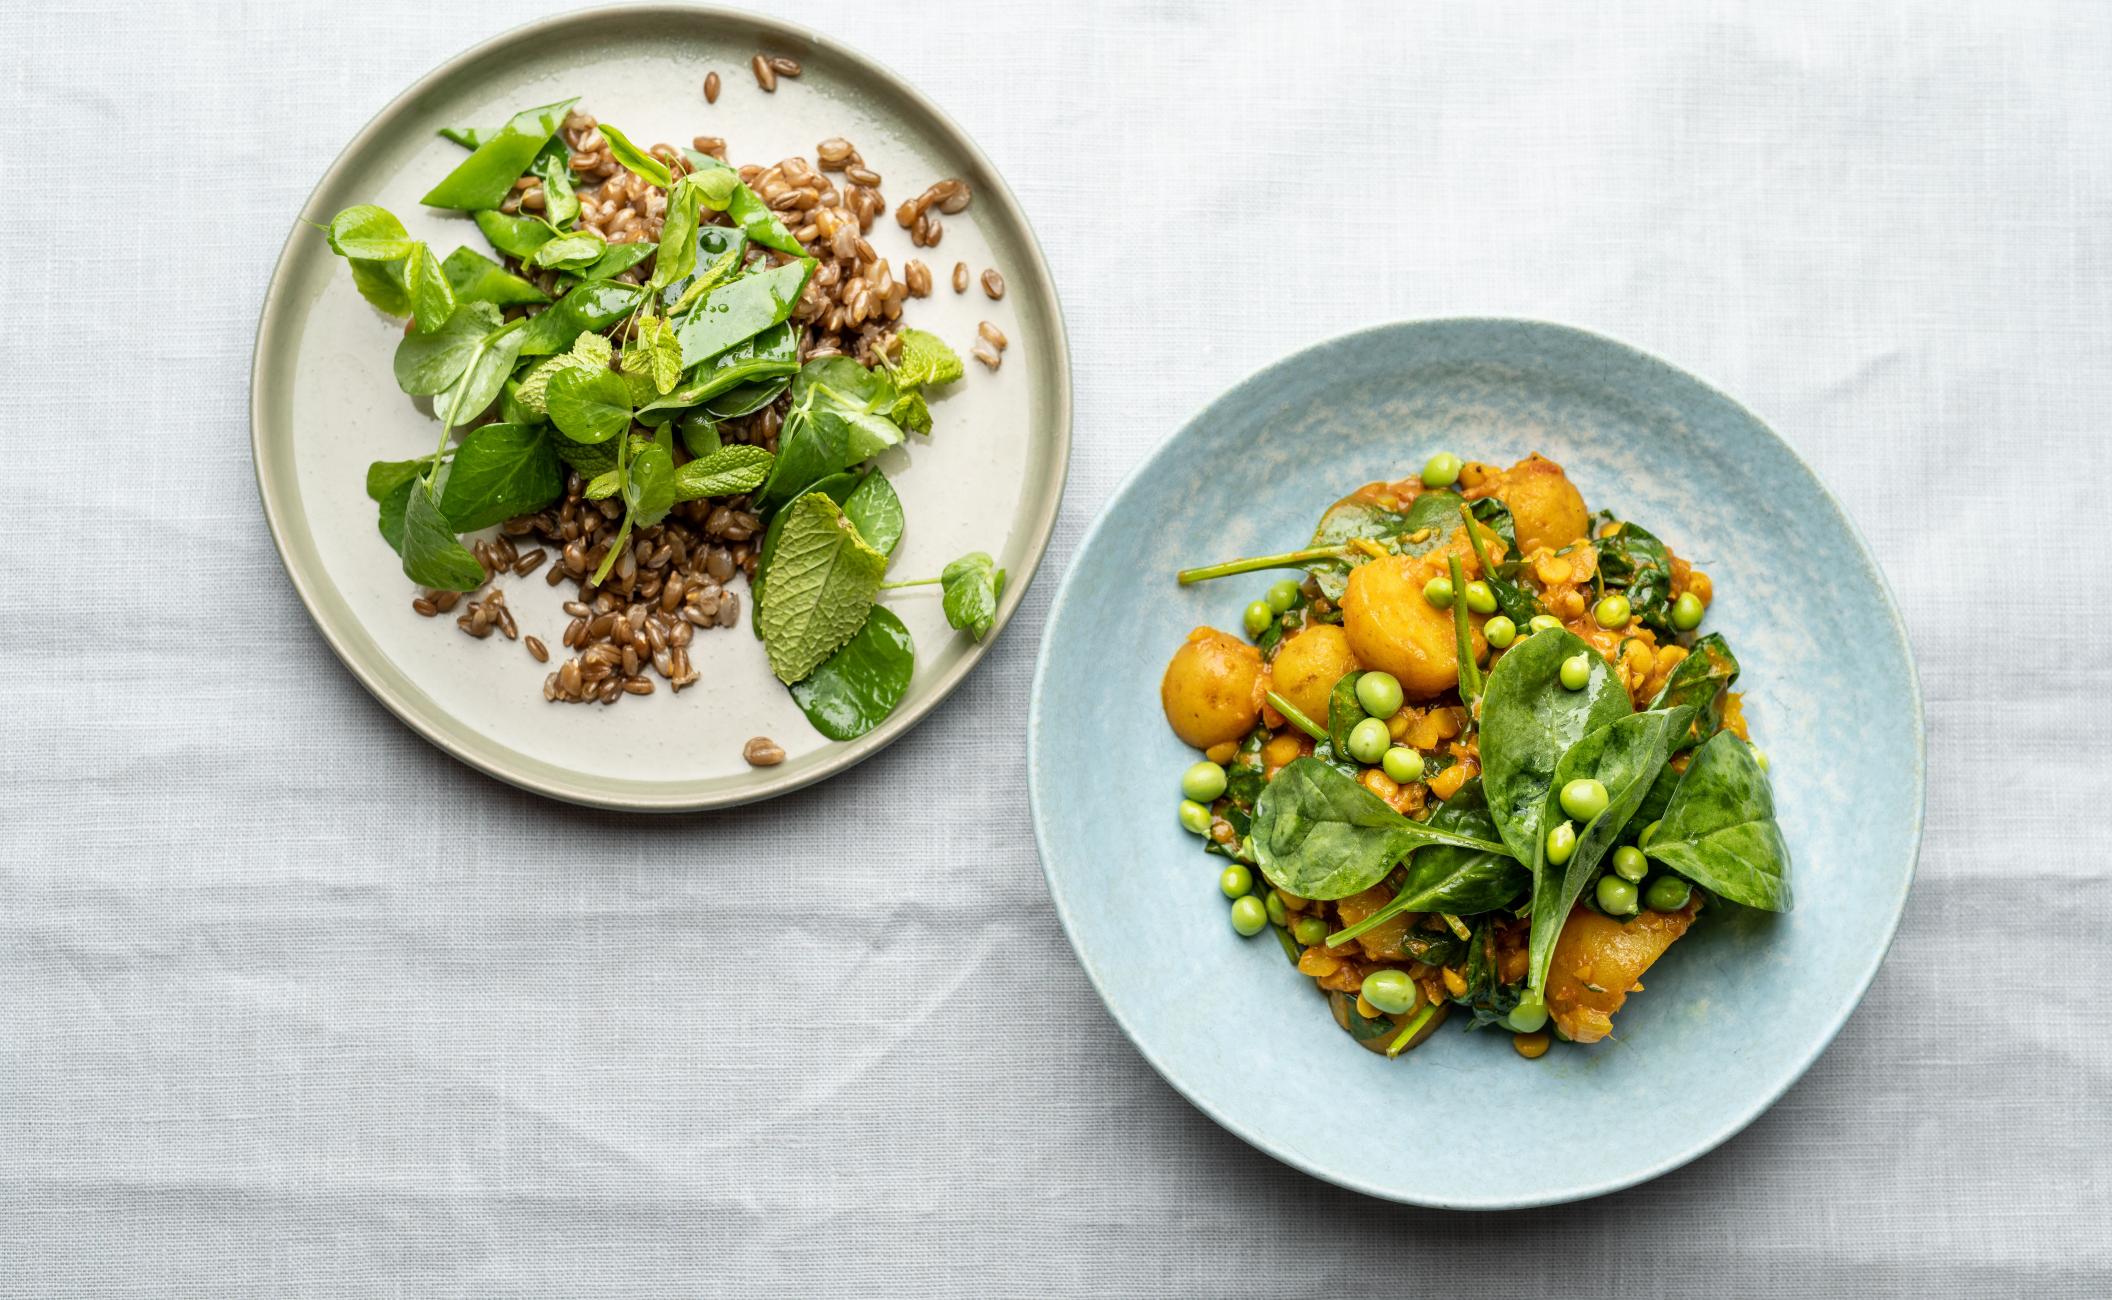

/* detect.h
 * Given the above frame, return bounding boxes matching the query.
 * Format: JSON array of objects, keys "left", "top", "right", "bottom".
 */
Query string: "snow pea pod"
[
  {"left": 473, "top": 209, "right": 556, "bottom": 261},
  {"left": 672, "top": 260, "right": 815, "bottom": 364},
  {"left": 635, "top": 322, "right": 800, "bottom": 421},
  {"left": 680, "top": 151, "right": 804, "bottom": 256},
  {"left": 440, "top": 247, "right": 548, "bottom": 307},
  {"left": 422, "top": 97, "right": 577, "bottom": 211},
  {"left": 516, "top": 280, "right": 647, "bottom": 356}
]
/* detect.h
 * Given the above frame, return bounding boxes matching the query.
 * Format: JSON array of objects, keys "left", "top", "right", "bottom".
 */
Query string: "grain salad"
[{"left": 319, "top": 88, "right": 1015, "bottom": 746}]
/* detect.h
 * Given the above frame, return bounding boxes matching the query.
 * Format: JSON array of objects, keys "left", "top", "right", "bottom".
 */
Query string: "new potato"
[{"left": 1159, "top": 627, "right": 1263, "bottom": 748}]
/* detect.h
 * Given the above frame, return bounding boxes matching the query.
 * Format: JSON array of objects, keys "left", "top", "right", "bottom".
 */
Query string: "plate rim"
[
  {"left": 250, "top": 2, "right": 1072, "bottom": 812},
  {"left": 1026, "top": 315, "right": 1926, "bottom": 1208}
]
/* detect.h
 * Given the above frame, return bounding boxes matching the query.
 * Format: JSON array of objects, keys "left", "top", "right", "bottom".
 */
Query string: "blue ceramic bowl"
[{"left": 1028, "top": 319, "right": 1923, "bottom": 1208}]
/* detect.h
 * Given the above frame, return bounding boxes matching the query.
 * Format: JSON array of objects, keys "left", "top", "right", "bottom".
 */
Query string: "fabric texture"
[{"left": 3, "top": 1, "right": 2109, "bottom": 1294}]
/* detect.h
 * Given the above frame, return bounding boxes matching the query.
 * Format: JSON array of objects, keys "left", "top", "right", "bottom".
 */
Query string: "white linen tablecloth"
[{"left": 4, "top": 1, "right": 2108, "bottom": 1294}]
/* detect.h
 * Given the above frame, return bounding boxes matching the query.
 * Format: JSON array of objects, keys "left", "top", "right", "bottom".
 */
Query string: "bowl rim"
[
  {"left": 1026, "top": 315, "right": 1926, "bottom": 1208},
  {"left": 250, "top": 2, "right": 1073, "bottom": 811}
]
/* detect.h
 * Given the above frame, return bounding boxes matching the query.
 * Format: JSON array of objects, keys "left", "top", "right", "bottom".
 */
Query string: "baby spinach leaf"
[
  {"left": 674, "top": 444, "right": 774, "bottom": 500},
  {"left": 598, "top": 123, "right": 673, "bottom": 189},
  {"left": 438, "top": 423, "right": 562, "bottom": 531},
  {"left": 788, "top": 605, "right": 916, "bottom": 740},
  {"left": 624, "top": 442, "right": 677, "bottom": 528},
  {"left": 1644, "top": 731, "right": 1794, "bottom": 911},
  {"left": 619, "top": 314, "right": 683, "bottom": 395},
  {"left": 1325, "top": 778, "right": 1528, "bottom": 948},
  {"left": 440, "top": 246, "right": 548, "bottom": 307},
  {"left": 528, "top": 136, "right": 579, "bottom": 228},
  {"left": 754, "top": 356, "right": 906, "bottom": 514},
  {"left": 842, "top": 471, "right": 904, "bottom": 555},
  {"left": 1595, "top": 516, "right": 1676, "bottom": 632},
  {"left": 422, "top": 97, "right": 577, "bottom": 211},
  {"left": 392, "top": 301, "right": 503, "bottom": 396},
  {"left": 891, "top": 328, "right": 964, "bottom": 390},
  {"left": 1325, "top": 670, "right": 1368, "bottom": 756},
  {"left": 473, "top": 209, "right": 557, "bottom": 262},
  {"left": 547, "top": 367, "right": 633, "bottom": 444},
  {"left": 757, "top": 491, "right": 890, "bottom": 683},
  {"left": 1479, "top": 628, "right": 1632, "bottom": 865},
  {"left": 1250, "top": 757, "right": 1513, "bottom": 901},
  {"left": 1525, "top": 706, "right": 1694, "bottom": 997},
  {"left": 671, "top": 259, "right": 816, "bottom": 364},
  {"left": 1459, "top": 501, "right": 1541, "bottom": 624},
  {"left": 327, "top": 205, "right": 413, "bottom": 261},
  {"left": 1294, "top": 489, "right": 1466, "bottom": 598},
  {"left": 398, "top": 482, "right": 487, "bottom": 591},
  {"left": 528, "top": 231, "right": 608, "bottom": 271},
  {"left": 435, "top": 318, "right": 527, "bottom": 430},
  {"left": 939, "top": 552, "right": 1005, "bottom": 640},
  {"left": 517, "top": 280, "right": 646, "bottom": 357},
  {"left": 1650, "top": 632, "right": 1740, "bottom": 749}
]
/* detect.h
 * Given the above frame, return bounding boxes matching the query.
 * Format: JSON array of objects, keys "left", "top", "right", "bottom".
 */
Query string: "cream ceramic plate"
[{"left": 252, "top": 5, "right": 1069, "bottom": 809}]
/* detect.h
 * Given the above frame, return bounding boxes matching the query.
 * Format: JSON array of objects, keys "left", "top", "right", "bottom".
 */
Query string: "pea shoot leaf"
[
  {"left": 624, "top": 442, "right": 677, "bottom": 528},
  {"left": 326, "top": 205, "right": 413, "bottom": 261},
  {"left": 528, "top": 230, "right": 607, "bottom": 271},
  {"left": 392, "top": 301, "right": 503, "bottom": 396},
  {"left": 597, "top": 123, "right": 672, "bottom": 189},
  {"left": 434, "top": 318, "right": 527, "bottom": 430},
  {"left": 547, "top": 367, "right": 634, "bottom": 444},
  {"left": 938, "top": 551, "right": 1006, "bottom": 640},
  {"left": 842, "top": 471, "right": 904, "bottom": 555}
]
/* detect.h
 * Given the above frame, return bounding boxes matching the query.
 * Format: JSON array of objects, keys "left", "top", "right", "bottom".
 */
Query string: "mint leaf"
[
  {"left": 620, "top": 315, "right": 683, "bottom": 395},
  {"left": 585, "top": 469, "right": 623, "bottom": 499},
  {"left": 939, "top": 551, "right": 1006, "bottom": 640},
  {"left": 757, "top": 492, "right": 890, "bottom": 683},
  {"left": 674, "top": 445, "right": 774, "bottom": 500},
  {"left": 892, "top": 328, "right": 963, "bottom": 390},
  {"left": 515, "top": 333, "right": 613, "bottom": 417},
  {"left": 439, "top": 423, "right": 562, "bottom": 530},
  {"left": 889, "top": 390, "right": 932, "bottom": 435}
]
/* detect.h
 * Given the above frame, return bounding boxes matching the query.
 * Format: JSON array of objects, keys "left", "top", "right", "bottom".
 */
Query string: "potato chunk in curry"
[{"left": 1545, "top": 901, "right": 1698, "bottom": 1044}]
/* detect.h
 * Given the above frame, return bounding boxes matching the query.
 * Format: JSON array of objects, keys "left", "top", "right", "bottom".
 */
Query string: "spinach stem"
[
  {"left": 1385, "top": 1000, "right": 1441, "bottom": 1058},
  {"left": 1440, "top": 912, "right": 1472, "bottom": 940},
  {"left": 1176, "top": 545, "right": 1347, "bottom": 585},
  {"left": 1265, "top": 691, "right": 1328, "bottom": 743}
]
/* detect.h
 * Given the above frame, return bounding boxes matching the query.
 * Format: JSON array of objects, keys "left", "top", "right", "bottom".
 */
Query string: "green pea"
[
  {"left": 1362, "top": 969, "right": 1421, "bottom": 1015},
  {"left": 1178, "top": 799, "right": 1212, "bottom": 835},
  {"left": 1545, "top": 819, "right": 1577, "bottom": 865},
  {"left": 1242, "top": 600, "right": 1273, "bottom": 637},
  {"left": 1611, "top": 845, "right": 1648, "bottom": 882},
  {"left": 1593, "top": 593, "right": 1632, "bottom": 628},
  {"left": 1596, "top": 874, "right": 1639, "bottom": 916},
  {"left": 1530, "top": 614, "right": 1564, "bottom": 634},
  {"left": 1292, "top": 916, "right": 1329, "bottom": 946},
  {"left": 1508, "top": 992, "right": 1548, "bottom": 1033},
  {"left": 1559, "top": 653, "right": 1592, "bottom": 690},
  {"left": 1463, "top": 580, "right": 1497, "bottom": 615},
  {"left": 1638, "top": 819, "right": 1663, "bottom": 848},
  {"left": 1421, "top": 452, "right": 1463, "bottom": 488},
  {"left": 1218, "top": 864, "right": 1254, "bottom": 898},
  {"left": 1751, "top": 746, "right": 1771, "bottom": 772},
  {"left": 1181, "top": 760, "right": 1228, "bottom": 803},
  {"left": 1354, "top": 671, "right": 1404, "bottom": 719},
  {"left": 1559, "top": 777, "right": 1609, "bottom": 822},
  {"left": 1265, "top": 890, "right": 1288, "bottom": 928},
  {"left": 1230, "top": 895, "right": 1269, "bottom": 937},
  {"left": 1671, "top": 591, "right": 1704, "bottom": 630},
  {"left": 1266, "top": 578, "right": 1302, "bottom": 613},
  {"left": 1422, "top": 576, "right": 1454, "bottom": 609},
  {"left": 1381, "top": 746, "right": 1425, "bottom": 783},
  {"left": 1347, "top": 717, "right": 1392, "bottom": 765},
  {"left": 1645, "top": 875, "right": 1692, "bottom": 912},
  {"left": 1485, "top": 615, "right": 1517, "bottom": 648}
]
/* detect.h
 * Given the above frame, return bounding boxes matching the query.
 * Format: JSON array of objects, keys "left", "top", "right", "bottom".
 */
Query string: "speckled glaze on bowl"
[
  {"left": 1028, "top": 319, "right": 1923, "bottom": 1208},
  {"left": 252, "top": 6, "right": 1069, "bottom": 810}
]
